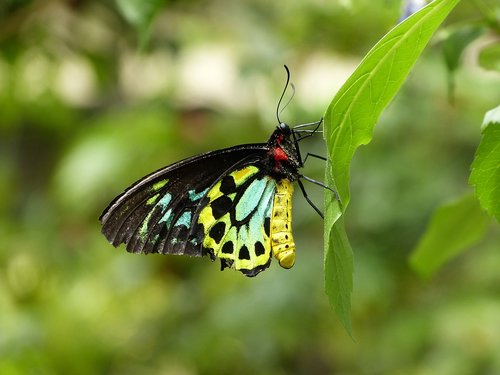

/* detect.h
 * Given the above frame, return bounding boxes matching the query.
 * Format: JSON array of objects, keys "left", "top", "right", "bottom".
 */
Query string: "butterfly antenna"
[{"left": 276, "top": 65, "right": 294, "bottom": 124}]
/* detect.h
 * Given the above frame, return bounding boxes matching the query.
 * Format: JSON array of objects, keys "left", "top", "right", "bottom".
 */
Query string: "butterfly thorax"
[{"left": 265, "top": 123, "right": 301, "bottom": 181}]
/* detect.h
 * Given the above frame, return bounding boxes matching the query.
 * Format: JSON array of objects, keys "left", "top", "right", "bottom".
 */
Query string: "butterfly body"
[{"left": 100, "top": 123, "right": 306, "bottom": 277}]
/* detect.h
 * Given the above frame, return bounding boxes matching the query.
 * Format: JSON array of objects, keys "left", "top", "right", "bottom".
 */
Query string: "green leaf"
[
  {"left": 478, "top": 42, "right": 500, "bottom": 72},
  {"left": 115, "top": 0, "right": 166, "bottom": 48},
  {"left": 323, "top": 0, "right": 461, "bottom": 333},
  {"left": 409, "top": 193, "right": 491, "bottom": 278},
  {"left": 324, "top": 215, "right": 353, "bottom": 336},
  {"left": 470, "top": 105, "right": 500, "bottom": 222}
]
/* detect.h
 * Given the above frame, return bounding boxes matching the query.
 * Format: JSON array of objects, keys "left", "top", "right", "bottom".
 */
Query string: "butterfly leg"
[
  {"left": 293, "top": 118, "right": 323, "bottom": 143},
  {"left": 293, "top": 117, "right": 324, "bottom": 130},
  {"left": 298, "top": 174, "right": 343, "bottom": 219},
  {"left": 297, "top": 178, "right": 324, "bottom": 219},
  {"left": 292, "top": 118, "right": 324, "bottom": 167},
  {"left": 301, "top": 174, "right": 341, "bottom": 203},
  {"left": 303, "top": 152, "right": 327, "bottom": 164}
]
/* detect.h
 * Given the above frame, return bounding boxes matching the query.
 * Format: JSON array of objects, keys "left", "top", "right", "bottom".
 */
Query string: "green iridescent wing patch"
[{"left": 198, "top": 165, "right": 276, "bottom": 276}]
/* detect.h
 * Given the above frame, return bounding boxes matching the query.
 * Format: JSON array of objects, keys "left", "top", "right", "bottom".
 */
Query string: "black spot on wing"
[
  {"left": 255, "top": 241, "right": 265, "bottom": 256},
  {"left": 211, "top": 196, "right": 233, "bottom": 220},
  {"left": 220, "top": 175, "right": 237, "bottom": 194},
  {"left": 264, "top": 217, "right": 270, "bottom": 237},
  {"left": 209, "top": 221, "right": 226, "bottom": 244},
  {"left": 238, "top": 245, "right": 250, "bottom": 260},
  {"left": 221, "top": 241, "right": 234, "bottom": 254}
]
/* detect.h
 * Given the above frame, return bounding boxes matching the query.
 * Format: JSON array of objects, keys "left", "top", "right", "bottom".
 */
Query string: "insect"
[{"left": 100, "top": 66, "right": 333, "bottom": 277}]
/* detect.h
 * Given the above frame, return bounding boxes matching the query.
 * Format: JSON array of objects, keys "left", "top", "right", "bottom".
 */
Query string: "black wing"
[{"left": 100, "top": 143, "right": 268, "bottom": 257}]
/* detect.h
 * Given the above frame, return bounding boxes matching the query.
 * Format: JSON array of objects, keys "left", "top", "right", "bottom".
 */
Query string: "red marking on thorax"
[{"left": 273, "top": 147, "right": 288, "bottom": 162}]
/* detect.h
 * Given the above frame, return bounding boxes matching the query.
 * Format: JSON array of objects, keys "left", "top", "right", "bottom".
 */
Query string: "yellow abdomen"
[{"left": 271, "top": 179, "right": 295, "bottom": 269}]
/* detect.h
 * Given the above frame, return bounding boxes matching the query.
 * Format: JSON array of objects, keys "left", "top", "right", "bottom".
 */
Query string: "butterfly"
[{"left": 100, "top": 67, "right": 332, "bottom": 277}]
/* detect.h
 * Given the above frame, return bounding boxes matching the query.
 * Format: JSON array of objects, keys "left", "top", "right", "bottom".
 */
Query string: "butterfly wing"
[
  {"left": 197, "top": 164, "right": 278, "bottom": 276},
  {"left": 100, "top": 144, "right": 270, "bottom": 262}
]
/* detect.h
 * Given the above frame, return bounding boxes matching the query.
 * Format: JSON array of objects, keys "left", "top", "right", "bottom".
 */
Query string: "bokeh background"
[{"left": 1, "top": 1, "right": 500, "bottom": 374}]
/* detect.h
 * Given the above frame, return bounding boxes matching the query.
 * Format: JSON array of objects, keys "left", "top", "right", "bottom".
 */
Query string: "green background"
[{"left": 1, "top": 1, "right": 499, "bottom": 374}]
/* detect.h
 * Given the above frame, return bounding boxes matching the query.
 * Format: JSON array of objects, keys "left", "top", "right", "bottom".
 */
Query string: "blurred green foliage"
[
  {"left": 410, "top": 193, "right": 491, "bottom": 278},
  {"left": 1, "top": 0, "right": 499, "bottom": 374}
]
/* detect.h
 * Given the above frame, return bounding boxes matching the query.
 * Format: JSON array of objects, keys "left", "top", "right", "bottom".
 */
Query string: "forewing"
[{"left": 100, "top": 144, "right": 267, "bottom": 257}]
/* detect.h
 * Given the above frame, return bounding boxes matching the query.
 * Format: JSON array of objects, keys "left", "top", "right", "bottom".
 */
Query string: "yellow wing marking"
[
  {"left": 232, "top": 165, "right": 259, "bottom": 185},
  {"left": 198, "top": 165, "right": 261, "bottom": 253}
]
